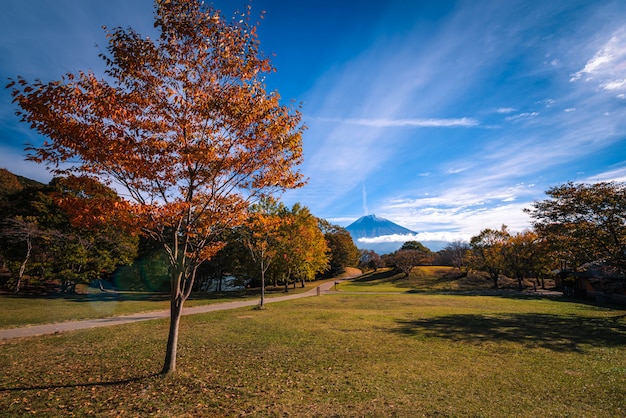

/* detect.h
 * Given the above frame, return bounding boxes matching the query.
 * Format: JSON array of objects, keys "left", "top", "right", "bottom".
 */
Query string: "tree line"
[
  {"left": 359, "top": 182, "right": 626, "bottom": 292},
  {"left": 0, "top": 169, "right": 360, "bottom": 295}
]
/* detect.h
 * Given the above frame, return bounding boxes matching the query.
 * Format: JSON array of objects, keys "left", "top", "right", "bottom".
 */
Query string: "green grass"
[
  {"left": 1, "top": 293, "right": 625, "bottom": 416},
  {"left": 0, "top": 281, "right": 326, "bottom": 329}
]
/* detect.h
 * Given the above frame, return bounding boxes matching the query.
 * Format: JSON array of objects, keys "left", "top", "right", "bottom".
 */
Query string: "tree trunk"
[
  {"left": 162, "top": 295, "right": 184, "bottom": 374},
  {"left": 15, "top": 237, "right": 32, "bottom": 294},
  {"left": 491, "top": 273, "right": 499, "bottom": 289},
  {"left": 217, "top": 269, "right": 223, "bottom": 292},
  {"left": 260, "top": 270, "right": 266, "bottom": 308}
]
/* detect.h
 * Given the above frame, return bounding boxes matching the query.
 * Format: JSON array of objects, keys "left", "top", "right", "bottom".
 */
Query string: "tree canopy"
[
  {"left": 9, "top": 0, "right": 304, "bottom": 374},
  {"left": 527, "top": 182, "right": 626, "bottom": 273}
]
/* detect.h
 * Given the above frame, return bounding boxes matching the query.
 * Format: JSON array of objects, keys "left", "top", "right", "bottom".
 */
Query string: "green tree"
[
  {"left": 400, "top": 240, "right": 432, "bottom": 253},
  {"left": 320, "top": 221, "right": 360, "bottom": 276},
  {"left": 527, "top": 182, "right": 626, "bottom": 273},
  {"left": 48, "top": 177, "right": 138, "bottom": 293},
  {"left": 0, "top": 176, "right": 137, "bottom": 293},
  {"left": 276, "top": 204, "right": 329, "bottom": 288},
  {"left": 240, "top": 197, "right": 284, "bottom": 308},
  {"left": 469, "top": 225, "right": 510, "bottom": 289},
  {"left": 10, "top": 0, "right": 303, "bottom": 374}
]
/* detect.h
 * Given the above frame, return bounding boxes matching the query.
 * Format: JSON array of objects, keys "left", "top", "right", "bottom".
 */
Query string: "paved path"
[{"left": 0, "top": 280, "right": 344, "bottom": 341}]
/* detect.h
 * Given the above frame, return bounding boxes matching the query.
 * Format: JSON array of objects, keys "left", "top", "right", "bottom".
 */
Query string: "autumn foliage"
[{"left": 9, "top": 0, "right": 304, "bottom": 373}]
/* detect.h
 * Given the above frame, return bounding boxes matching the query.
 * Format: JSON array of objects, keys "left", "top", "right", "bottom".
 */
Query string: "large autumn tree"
[
  {"left": 527, "top": 182, "right": 626, "bottom": 272},
  {"left": 9, "top": 0, "right": 304, "bottom": 374}
]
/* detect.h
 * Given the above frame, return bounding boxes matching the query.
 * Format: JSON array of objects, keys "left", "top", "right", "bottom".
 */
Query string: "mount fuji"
[{"left": 345, "top": 214, "right": 448, "bottom": 254}]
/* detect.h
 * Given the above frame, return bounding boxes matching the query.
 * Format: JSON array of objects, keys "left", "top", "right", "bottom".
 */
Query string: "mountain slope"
[
  {"left": 346, "top": 214, "right": 417, "bottom": 239},
  {"left": 345, "top": 214, "right": 449, "bottom": 253}
]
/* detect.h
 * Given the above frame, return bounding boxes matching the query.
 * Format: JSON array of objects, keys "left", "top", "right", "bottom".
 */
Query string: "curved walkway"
[{"left": 0, "top": 279, "right": 346, "bottom": 341}]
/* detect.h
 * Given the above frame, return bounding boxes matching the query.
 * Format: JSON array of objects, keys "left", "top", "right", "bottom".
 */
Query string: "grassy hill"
[{"left": 341, "top": 266, "right": 554, "bottom": 293}]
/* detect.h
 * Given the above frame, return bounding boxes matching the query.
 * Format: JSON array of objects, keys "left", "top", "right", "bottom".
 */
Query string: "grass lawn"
[
  {"left": 0, "top": 276, "right": 346, "bottom": 329},
  {"left": 1, "top": 291, "right": 625, "bottom": 416}
]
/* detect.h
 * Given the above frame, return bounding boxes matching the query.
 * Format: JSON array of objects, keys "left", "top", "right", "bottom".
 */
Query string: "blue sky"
[{"left": 1, "top": 0, "right": 626, "bottom": 243}]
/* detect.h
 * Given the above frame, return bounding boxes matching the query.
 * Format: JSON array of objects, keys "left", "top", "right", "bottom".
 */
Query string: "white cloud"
[
  {"left": 604, "top": 79, "right": 626, "bottom": 90},
  {"left": 570, "top": 55, "right": 612, "bottom": 81},
  {"left": 496, "top": 107, "right": 517, "bottom": 114},
  {"left": 358, "top": 233, "right": 419, "bottom": 244},
  {"left": 570, "top": 26, "right": 626, "bottom": 91}
]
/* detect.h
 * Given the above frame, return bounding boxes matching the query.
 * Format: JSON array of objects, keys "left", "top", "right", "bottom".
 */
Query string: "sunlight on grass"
[
  {"left": 0, "top": 279, "right": 333, "bottom": 328},
  {"left": 1, "top": 293, "right": 624, "bottom": 416}
]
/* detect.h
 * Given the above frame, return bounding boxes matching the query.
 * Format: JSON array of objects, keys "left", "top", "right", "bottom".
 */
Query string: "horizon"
[{"left": 1, "top": 0, "right": 625, "bottom": 243}]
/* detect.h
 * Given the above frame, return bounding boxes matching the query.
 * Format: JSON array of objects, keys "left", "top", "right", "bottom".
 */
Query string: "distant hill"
[
  {"left": 0, "top": 168, "right": 45, "bottom": 196},
  {"left": 345, "top": 214, "right": 449, "bottom": 254}
]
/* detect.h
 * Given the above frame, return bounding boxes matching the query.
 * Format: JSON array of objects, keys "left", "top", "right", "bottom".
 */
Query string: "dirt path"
[{"left": 0, "top": 276, "right": 354, "bottom": 341}]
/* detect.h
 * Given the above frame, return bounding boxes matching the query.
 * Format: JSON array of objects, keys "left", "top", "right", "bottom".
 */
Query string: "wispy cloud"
[
  {"left": 570, "top": 26, "right": 626, "bottom": 95},
  {"left": 496, "top": 107, "right": 517, "bottom": 114},
  {"left": 337, "top": 117, "right": 480, "bottom": 128},
  {"left": 446, "top": 167, "right": 469, "bottom": 174},
  {"left": 584, "top": 166, "right": 626, "bottom": 183},
  {"left": 505, "top": 112, "right": 539, "bottom": 121}
]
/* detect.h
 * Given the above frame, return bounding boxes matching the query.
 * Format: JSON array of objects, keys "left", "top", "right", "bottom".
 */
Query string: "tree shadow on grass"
[
  {"left": 351, "top": 269, "right": 402, "bottom": 286},
  {"left": 0, "top": 372, "right": 161, "bottom": 392},
  {"left": 393, "top": 312, "right": 626, "bottom": 352}
]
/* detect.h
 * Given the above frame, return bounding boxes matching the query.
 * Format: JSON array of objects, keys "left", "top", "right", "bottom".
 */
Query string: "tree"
[
  {"left": 0, "top": 216, "right": 41, "bottom": 293},
  {"left": 527, "top": 182, "right": 626, "bottom": 273},
  {"left": 469, "top": 225, "right": 510, "bottom": 288},
  {"left": 9, "top": 0, "right": 304, "bottom": 374},
  {"left": 275, "top": 204, "right": 329, "bottom": 288},
  {"left": 502, "top": 230, "right": 542, "bottom": 291},
  {"left": 385, "top": 242, "right": 433, "bottom": 278},
  {"left": 320, "top": 221, "right": 360, "bottom": 276},
  {"left": 0, "top": 176, "right": 137, "bottom": 293},
  {"left": 435, "top": 241, "right": 470, "bottom": 274},
  {"left": 359, "top": 249, "right": 382, "bottom": 272},
  {"left": 389, "top": 249, "right": 431, "bottom": 277},
  {"left": 400, "top": 240, "right": 431, "bottom": 253},
  {"left": 240, "top": 197, "right": 284, "bottom": 308}
]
